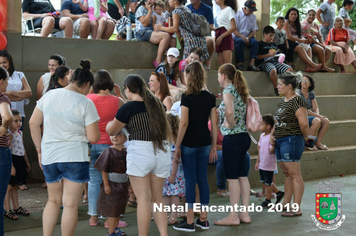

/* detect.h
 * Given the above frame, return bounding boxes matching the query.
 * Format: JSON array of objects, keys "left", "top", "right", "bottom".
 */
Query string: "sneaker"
[
  {"left": 261, "top": 199, "right": 271, "bottom": 208},
  {"left": 247, "top": 65, "right": 260, "bottom": 71},
  {"left": 274, "top": 88, "right": 280, "bottom": 96},
  {"left": 196, "top": 218, "right": 209, "bottom": 230},
  {"left": 276, "top": 191, "right": 285, "bottom": 204},
  {"left": 237, "top": 65, "right": 246, "bottom": 71},
  {"left": 173, "top": 220, "right": 195, "bottom": 232}
]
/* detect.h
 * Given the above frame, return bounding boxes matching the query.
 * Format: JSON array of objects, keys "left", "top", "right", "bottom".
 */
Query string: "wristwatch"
[{"left": 246, "top": 37, "right": 249, "bottom": 41}]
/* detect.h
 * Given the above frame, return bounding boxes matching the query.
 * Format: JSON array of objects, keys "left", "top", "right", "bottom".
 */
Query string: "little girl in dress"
[
  {"left": 162, "top": 111, "right": 185, "bottom": 225},
  {"left": 83, "top": 0, "right": 110, "bottom": 39}
]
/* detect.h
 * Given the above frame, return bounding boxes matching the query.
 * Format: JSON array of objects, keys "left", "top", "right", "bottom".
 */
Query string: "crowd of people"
[{"left": 2, "top": 0, "right": 353, "bottom": 235}]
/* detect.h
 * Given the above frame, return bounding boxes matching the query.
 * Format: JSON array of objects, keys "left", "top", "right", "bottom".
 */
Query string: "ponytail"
[{"left": 219, "top": 63, "right": 249, "bottom": 103}]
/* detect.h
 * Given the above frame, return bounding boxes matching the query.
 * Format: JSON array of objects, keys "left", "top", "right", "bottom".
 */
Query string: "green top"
[
  {"left": 108, "top": 0, "right": 130, "bottom": 8},
  {"left": 218, "top": 83, "right": 247, "bottom": 136}
]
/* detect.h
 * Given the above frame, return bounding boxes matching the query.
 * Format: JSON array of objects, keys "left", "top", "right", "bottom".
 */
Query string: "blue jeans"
[
  {"left": 181, "top": 145, "right": 210, "bottom": 208},
  {"left": 275, "top": 135, "right": 305, "bottom": 162},
  {"left": 233, "top": 36, "right": 259, "bottom": 64},
  {"left": 0, "top": 147, "right": 12, "bottom": 236},
  {"left": 209, "top": 150, "right": 226, "bottom": 190},
  {"left": 87, "top": 144, "right": 110, "bottom": 216}
]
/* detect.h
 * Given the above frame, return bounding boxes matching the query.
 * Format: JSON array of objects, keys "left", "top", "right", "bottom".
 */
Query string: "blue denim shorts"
[
  {"left": 259, "top": 169, "right": 274, "bottom": 186},
  {"left": 136, "top": 29, "right": 153, "bottom": 42},
  {"left": 42, "top": 162, "right": 90, "bottom": 183},
  {"left": 308, "top": 116, "right": 315, "bottom": 126},
  {"left": 275, "top": 135, "right": 304, "bottom": 162}
]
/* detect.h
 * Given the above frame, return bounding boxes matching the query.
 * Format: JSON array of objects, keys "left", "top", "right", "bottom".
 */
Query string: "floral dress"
[
  {"left": 162, "top": 144, "right": 185, "bottom": 197},
  {"left": 218, "top": 83, "right": 247, "bottom": 136},
  {"left": 173, "top": 6, "right": 209, "bottom": 60}
]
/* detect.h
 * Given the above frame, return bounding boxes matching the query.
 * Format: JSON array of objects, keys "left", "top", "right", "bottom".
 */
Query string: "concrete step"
[
  {"left": 247, "top": 119, "right": 356, "bottom": 155},
  {"left": 207, "top": 145, "right": 356, "bottom": 191}
]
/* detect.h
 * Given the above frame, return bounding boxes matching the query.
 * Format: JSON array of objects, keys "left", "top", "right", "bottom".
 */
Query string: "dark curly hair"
[{"left": 298, "top": 74, "right": 315, "bottom": 92}]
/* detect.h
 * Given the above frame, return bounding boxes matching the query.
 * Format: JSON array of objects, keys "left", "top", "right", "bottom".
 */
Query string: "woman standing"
[
  {"left": 37, "top": 54, "right": 66, "bottom": 99},
  {"left": 106, "top": 74, "right": 170, "bottom": 236},
  {"left": 297, "top": 75, "right": 329, "bottom": 150},
  {"left": 86, "top": 70, "right": 126, "bottom": 226},
  {"left": 284, "top": 7, "right": 321, "bottom": 72},
  {"left": 301, "top": 9, "right": 334, "bottom": 72},
  {"left": 173, "top": 61, "right": 217, "bottom": 232},
  {"left": 0, "top": 67, "right": 13, "bottom": 236},
  {"left": 29, "top": 60, "right": 100, "bottom": 236},
  {"left": 325, "top": 16, "right": 356, "bottom": 73},
  {"left": 271, "top": 71, "right": 308, "bottom": 217},
  {"left": 0, "top": 50, "right": 32, "bottom": 130},
  {"left": 214, "top": 63, "right": 251, "bottom": 226},
  {"left": 148, "top": 72, "right": 173, "bottom": 110},
  {"left": 155, "top": 0, "right": 210, "bottom": 68}
]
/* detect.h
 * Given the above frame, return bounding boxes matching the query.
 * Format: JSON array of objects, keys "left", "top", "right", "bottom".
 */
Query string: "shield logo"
[{"left": 315, "top": 193, "right": 342, "bottom": 225}]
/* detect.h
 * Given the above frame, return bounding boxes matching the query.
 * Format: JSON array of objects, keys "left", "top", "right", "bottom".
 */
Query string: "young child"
[
  {"left": 257, "top": 26, "right": 293, "bottom": 96},
  {"left": 214, "top": 0, "right": 237, "bottom": 65},
  {"left": 152, "top": 0, "right": 166, "bottom": 27},
  {"left": 94, "top": 128, "right": 129, "bottom": 236},
  {"left": 4, "top": 110, "right": 31, "bottom": 220},
  {"left": 339, "top": 0, "right": 356, "bottom": 45},
  {"left": 255, "top": 114, "right": 284, "bottom": 207},
  {"left": 274, "top": 17, "right": 294, "bottom": 68},
  {"left": 162, "top": 111, "right": 185, "bottom": 224},
  {"left": 83, "top": 0, "right": 110, "bottom": 39}
]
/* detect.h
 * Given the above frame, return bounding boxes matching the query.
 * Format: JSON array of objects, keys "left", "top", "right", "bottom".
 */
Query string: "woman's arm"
[
  {"left": 100, "top": 0, "right": 108, "bottom": 12},
  {"left": 163, "top": 96, "right": 173, "bottom": 111},
  {"left": 106, "top": 118, "right": 126, "bottom": 136},
  {"left": 139, "top": 2, "right": 153, "bottom": 27},
  {"left": 29, "top": 107, "right": 43, "bottom": 168},
  {"left": 85, "top": 121, "right": 100, "bottom": 143},
  {"left": 255, "top": 145, "right": 260, "bottom": 171},
  {"left": 22, "top": 11, "right": 50, "bottom": 20},
  {"left": 209, "top": 106, "right": 218, "bottom": 163},
  {"left": 0, "top": 103, "right": 13, "bottom": 137},
  {"left": 113, "top": 0, "right": 125, "bottom": 17},
  {"left": 283, "top": 21, "right": 306, "bottom": 43},
  {"left": 295, "top": 107, "right": 309, "bottom": 140},
  {"left": 36, "top": 76, "right": 44, "bottom": 100},
  {"left": 155, "top": 13, "right": 179, "bottom": 34},
  {"left": 223, "top": 93, "right": 236, "bottom": 129},
  {"left": 174, "top": 106, "right": 189, "bottom": 161},
  {"left": 216, "top": 18, "right": 236, "bottom": 46},
  {"left": 4, "top": 77, "right": 32, "bottom": 101}
]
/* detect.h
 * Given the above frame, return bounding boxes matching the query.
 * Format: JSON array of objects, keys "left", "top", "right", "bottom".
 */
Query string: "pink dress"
[
  {"left": 327, "top": 28, "right": 356, "bottom": 66},
  {"left": 85, "top": 0, "right": 109, "bottom": 21}
]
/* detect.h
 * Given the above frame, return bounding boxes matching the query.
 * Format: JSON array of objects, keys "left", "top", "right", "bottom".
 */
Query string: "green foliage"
[{"left": 270, "top": 0, "right": 345, "bottom": 24}]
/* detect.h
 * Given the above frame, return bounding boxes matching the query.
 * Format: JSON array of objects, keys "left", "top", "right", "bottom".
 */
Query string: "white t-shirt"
[
  {"left": 37, "top": 88, "right": 100, "bottom": 165},
  {"left": 7, "top": 71, "right": 26, "bottom": 117},
  {"left": 42, "top": 72, "right": 51, "bottom": 96},
  {"left": 216, "top": 6, "right": 235, "bottom": 30}
]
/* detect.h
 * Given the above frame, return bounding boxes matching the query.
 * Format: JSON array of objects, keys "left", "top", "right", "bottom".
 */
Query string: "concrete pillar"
[{"left": 237, "top": 0, "right": 270, "bottom": 41}]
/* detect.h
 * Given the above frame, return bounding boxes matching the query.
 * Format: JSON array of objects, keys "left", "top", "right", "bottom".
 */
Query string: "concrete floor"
[{"left": 4, "top": 175, "right": 355, "bottom": 236}]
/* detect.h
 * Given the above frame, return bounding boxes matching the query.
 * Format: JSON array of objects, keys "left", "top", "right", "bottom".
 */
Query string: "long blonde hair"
[
  {"left": 219, "top": 63, "right": 249, "bottom": 103},
  {"left": 184, "top": 61, "right": 206, "bottom": 95}
]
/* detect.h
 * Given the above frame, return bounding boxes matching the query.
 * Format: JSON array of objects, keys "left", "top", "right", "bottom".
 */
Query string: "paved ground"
[{"left": 4, "top": 175, "right": 355, "bottom": 236}]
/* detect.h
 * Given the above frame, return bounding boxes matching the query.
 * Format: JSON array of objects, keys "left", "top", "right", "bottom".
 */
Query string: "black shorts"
[
  {"left": 28, "top": 17, "right": 61, "bottom": 30},
  {"left": 9, "top": 155, "right": 28, "bottom": 186},
  {"left": 287, "top": 40, "right": 300, "bottom": 51},
  {"left": 259, "top": 169, "right": 274, "bottom": 186}
]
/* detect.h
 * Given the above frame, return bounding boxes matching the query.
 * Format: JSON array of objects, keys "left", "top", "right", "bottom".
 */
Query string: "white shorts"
[{"left": 126, "top": 140, "right": 170, "bottom": 178}]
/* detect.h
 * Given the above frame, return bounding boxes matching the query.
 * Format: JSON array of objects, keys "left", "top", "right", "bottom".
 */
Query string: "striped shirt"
[
  {"left": 0, "top": 94, "right": 11, "bottom": 147},
  {"left": 116, "top": 101, "right": 151, "bottom": 141},
  {"left": 274, "top": 96, "right": 307, "bottom": 139}
]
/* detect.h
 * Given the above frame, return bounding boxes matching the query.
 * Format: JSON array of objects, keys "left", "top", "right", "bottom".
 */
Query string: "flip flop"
[
  {"left": 217, "top": 191, "right": 229, "bottom": 198},
  {"left": 127, "top": 200, "right": 137, "bottom": 207},
  {"left": 89, "top": 219, "right": 99, "bottom": 226},
  {"left": 281, "top": 211, "right": 302, "bottom": 217}
]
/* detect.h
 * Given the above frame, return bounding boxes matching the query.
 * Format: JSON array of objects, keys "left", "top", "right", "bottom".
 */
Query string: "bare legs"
[
  {"left": 59, "top": 17, "right": 73, "bottom": 38},
  {"left": 279, "top": 162, "right": 304, "bottom": 215},
  {"left": 41, "top": 17, "right": 55, "bottom": 37},
  {"left": 312, "top": 45, "right": 334, "bottom": 72},
  {"left": 294, "top": 45, "right": 319, "bottom": 69},
  {"left": 150, "top": 32, "right": 171, "bottom": 64},
  {"left": 129, "top": 174, "right": 168, "bottom": 236},
  {"left": 309, "top": 117, "right": 330, "bottom": 147},
  {"left": 43, "top": 179, "right": 84, "bottom": 236},
  {"left": 205, "top": 36, "right": 215, "bottom": 69},
  {"left": 218, "top": 50, "right": 232, "bottom": 65}
]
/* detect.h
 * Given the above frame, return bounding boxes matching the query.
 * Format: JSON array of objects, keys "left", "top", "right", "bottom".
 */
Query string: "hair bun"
[
  {"left": 295, "top": 71, "right": 303, "bottom": 83},
  {"left": 80, "top": 60, "right": 91, "bottom": 72}
]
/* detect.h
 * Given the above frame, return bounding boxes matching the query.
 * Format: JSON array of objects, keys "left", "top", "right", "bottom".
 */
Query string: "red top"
[
  {"left": 325, "top": 28, "right": 349, "bottom": 44},
  {"left": 86, "top": 94, "right": 120, "bottom": 145},
  {"left": 208, "top": 120, "right": 223, "bottom": 146},
  {"left": 0, "top": 94, "right": 11, "bottom": 147}
]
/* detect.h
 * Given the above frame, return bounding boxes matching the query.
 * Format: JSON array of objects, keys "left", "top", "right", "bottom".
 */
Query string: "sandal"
[
  {"left": 114, "top": 227, "right": 127, "bottom": 236},
  {"left": 316, "top": 144, "right": 328, "bottom": 150},
  {"left": 167, "top": 217, "right": 178, "bottom": 225},
  {"left": 127, "top": 200, "right": 137, "bottom": 207},
  {"left": 4, "top": 210, "right": 19, "bottom": 220},
  {"left": 217, "top": 191, "right": 229, "bottom": 198},
  {"left": 13, "top": 206, "right": 30, "bottom": 216},
  {"left": 18, "top": 185, "right": 28, "bottom": 191}
]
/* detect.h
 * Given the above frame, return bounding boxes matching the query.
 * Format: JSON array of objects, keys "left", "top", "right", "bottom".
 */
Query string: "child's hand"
[
  {"left": 104, "top": 185, "right": 111, "bottom": 195},
  {"left": 114, "top": 84, "right": 122, "bottom": 97},
  {"left": 254, "top": 162, "right": 259, "bottom": 171},
  {"left": 216, "top": 36, "right": 223, "bottom": 46},
  {"left": 11, "top": 165, "right": 16, "bottom": 176},
  {"left": 168, "top": 175, "right": 175, "bottom": 184},
  {"left": 26, "top": 163, "right": 31, "bottom": 172}
]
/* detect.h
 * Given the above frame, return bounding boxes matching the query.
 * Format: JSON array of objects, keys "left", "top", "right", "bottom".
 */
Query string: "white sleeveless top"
[
  {"left": 42, "top": 72, "right": 51, "bottom": 96},
  {"left": 6, "top": 71, "right": 26, "bottom": 117}
]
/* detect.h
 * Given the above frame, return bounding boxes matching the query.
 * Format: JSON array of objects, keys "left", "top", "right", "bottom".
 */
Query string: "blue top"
[
  {"left": 61, "top": 0, "right": 85, "bottom": 14},
  {"left": 135, "top": 6, "right": 153, "bottom": 32},
  {"left": 186, "top": 3, "right": 214, "bottom": 24}
]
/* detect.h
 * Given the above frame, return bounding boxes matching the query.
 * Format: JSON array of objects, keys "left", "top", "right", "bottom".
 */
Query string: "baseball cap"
[
  {"left": 167, "top": 48, "right": 180, "bottom": 58},
  {"left": 245, "top": 0, "right": 257, "bottom": 12}
]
